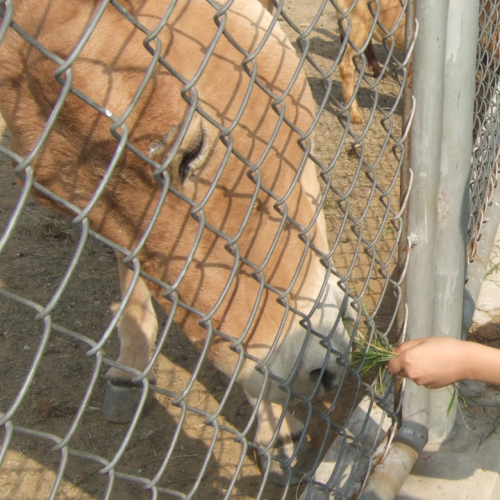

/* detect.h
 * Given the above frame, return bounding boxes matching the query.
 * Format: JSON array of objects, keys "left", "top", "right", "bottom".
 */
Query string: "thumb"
[{"left": 387, "top": 354, "right": 404, "bottom": 375}]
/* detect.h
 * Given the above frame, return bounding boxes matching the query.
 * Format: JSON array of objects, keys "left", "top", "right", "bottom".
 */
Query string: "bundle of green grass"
[{"left": 352, "top": 334, "right": 396, "bottom": 375}]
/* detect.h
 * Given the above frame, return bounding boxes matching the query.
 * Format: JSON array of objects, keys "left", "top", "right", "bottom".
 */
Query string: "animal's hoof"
[
  {"left": 102, "top": 381, "right": 154, "bottom": 423},
  {"left": 351, "top": 114, "right": 363, "bottom": 125},
  {"left": 259, "top": 438, "right": 316, "bottom": 486}
]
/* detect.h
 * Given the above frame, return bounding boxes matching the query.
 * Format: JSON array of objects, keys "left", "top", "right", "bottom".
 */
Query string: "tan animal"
[
  {"left": 337, "top": 0, "right": 405, "bottom": 124},
  {"left": 479, "top": 1, "right": 500, "bottom": 60},
  {"left": 0, "top": 0, "right": 352, "bottom": 484}
]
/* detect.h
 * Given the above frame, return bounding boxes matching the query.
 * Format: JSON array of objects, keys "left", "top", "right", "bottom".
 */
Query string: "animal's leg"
[
  {"left": 365, "top": 41, "right": 382, "bottom": 78},
  {"left": 339, "top": 21, "right": 374, "bottom": 125},
  {"left": 103, "top": 253, "right": 159, "bottom": 423},
  {"left": 339, "top": 44, "right": 363, "bottom": 124},
  {"left": 339, "top": 29, "right": 381, "bottom": 78},
  {"left": 247, "top": 393, "right": 315, "bottom": 486}
]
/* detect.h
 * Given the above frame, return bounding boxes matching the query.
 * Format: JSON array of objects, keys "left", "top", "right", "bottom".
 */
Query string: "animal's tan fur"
[
  {"left": 1, "top": 0, "right": 349, "bottom": 397},
  {"left": 337, "top": 0, "right": 405, "bottom": 124},
  {"left": 0, "top": 0, "right": 351, "bottom": 480}
]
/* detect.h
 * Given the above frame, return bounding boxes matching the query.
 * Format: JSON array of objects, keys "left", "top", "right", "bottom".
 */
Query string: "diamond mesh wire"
[
  {"left": 469, "top": 0, "right": 500, "bottom": 264},
  {"left": 0, "top": 0, "right": 412, "bottom": 499}
]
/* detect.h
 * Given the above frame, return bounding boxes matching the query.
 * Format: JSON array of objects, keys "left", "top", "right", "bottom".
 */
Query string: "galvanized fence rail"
[{"left": 0, "top": 0, "right": 491, "bottom": 499}]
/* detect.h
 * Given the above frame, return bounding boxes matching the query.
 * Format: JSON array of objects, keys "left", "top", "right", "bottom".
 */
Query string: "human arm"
[{"left": 387, "top": 337, "right": 500, "bottom": 389}]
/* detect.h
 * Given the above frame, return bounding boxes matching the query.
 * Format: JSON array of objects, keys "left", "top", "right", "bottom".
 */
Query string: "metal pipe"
[
  {"left": 403, "top": 0, "right": 449, "bottom": 443},
  {"left": 359, "top": 421, "right": 428, "bottom": 500},
  {"left": 429, "top": 0, "right": 478, "bottom": 441}
]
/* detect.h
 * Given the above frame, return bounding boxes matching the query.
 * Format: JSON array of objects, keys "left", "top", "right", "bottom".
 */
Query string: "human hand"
[{"left": 387, "top": 337, "right": 471, "bottom": 389}]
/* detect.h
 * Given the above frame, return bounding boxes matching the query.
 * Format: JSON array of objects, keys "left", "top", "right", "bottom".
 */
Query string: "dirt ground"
[{"left": 0, "top": 1, "right": 406, "bottom": 499}]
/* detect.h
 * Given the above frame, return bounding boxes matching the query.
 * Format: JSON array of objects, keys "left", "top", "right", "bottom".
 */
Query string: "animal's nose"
[{"left": 309, "top": 368, "right": 336, "bottom": 390}]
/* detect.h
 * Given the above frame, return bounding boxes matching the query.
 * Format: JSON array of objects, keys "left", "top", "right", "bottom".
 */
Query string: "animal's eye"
[{"left": 179, "top": 131, "right": 204, "bottom": 184}]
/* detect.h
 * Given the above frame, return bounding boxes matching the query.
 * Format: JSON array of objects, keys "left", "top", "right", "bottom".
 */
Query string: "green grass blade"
[{"left": 447, "top": 387, "right": 457, "bottom": 416}]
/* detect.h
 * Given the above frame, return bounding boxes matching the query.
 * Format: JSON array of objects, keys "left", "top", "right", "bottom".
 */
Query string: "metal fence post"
[
  {"left": 406, "top": 0, "right": 478, "bottom": 445},
  {"left": 430, "top": 0, "right": 478, "bottom": 441},
  {"left": 404, "top": 0, "right": 449, "bottom": 444}
]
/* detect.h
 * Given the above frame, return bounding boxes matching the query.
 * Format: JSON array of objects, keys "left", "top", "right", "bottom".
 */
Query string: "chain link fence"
[
  {"left": 0, "top": 0, "right": 416, "bottom": 498},
  {"left": 469, "top": 0, "right": 500, "bottom": 265},
  {"left": 462, "top": 0, "right": 500, "bottom": 337}
]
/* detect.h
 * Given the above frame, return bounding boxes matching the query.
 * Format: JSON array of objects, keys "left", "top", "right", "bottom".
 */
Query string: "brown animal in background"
[
  {"left": 479, "top": 1, "right": 500, "bottom": 62},
  {"left": 340, "top": 29, "right": 382, "bottom": 78},
  {"left": 337, "top": 0, "right": 405, "bottom": 124},
  {"left": 0, "top": 0, "right": 352, "bottom": 485}
]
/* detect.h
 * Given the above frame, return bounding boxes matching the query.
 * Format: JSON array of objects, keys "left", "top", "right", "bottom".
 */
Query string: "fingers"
[
  {"left": 387, "top": 337, "right": 457, "bottom": 389},
  {"left": 394, "top": 338, "right": 426, "bottom": 355},
  {"left": 388, "top": 339, "right": 426, "bottom": 375},
  {"left": 388, "top": 338, "right": 430, "bottom": 377}
]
